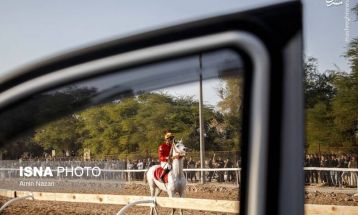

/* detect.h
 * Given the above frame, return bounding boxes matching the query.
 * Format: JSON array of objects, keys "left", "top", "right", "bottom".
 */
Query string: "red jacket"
[{"left": 158, "top": 143, "right": 172, "bottom": 162}]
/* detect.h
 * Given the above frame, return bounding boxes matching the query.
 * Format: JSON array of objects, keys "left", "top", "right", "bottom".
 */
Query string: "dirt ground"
[
  {"left": 0, "top": 195, "right": 236, "bottom": 215},
  {"left": 305, "top": 191, "right": 358, "bottom": 206},
  {"left": 0, "top": 179, "right": 239, "bottom": 199},
  {"left": 0, "top": 180, "right": 239, "bottom": 215},
  {"left": 305, "top": 185, "right": 358, "bottom": 206},
  {"left": 1, "top": 180, "right": 358, "bottom": 214}
]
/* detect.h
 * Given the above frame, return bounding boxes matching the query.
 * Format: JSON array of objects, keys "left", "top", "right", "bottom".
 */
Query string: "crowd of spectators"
[
  {"left": 125, "top": 154, "right": 241, "bottom": 183},
  {"left": 305, "top": 154, "right": 358, "bottom": 187},
  {"left": 8, "top": 152, "right": 358, "bottom": 188}
]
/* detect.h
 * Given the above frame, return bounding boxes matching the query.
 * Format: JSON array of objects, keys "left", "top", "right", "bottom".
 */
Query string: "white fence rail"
[
  {"left": 304, "top": 167, "right": 358, "bottom": 172},
  {"left": 304, "top": 167, "right": 358, "bottom": 192},
  {"left": 0, "top": 189, "right": 240, "bottom": 213}
]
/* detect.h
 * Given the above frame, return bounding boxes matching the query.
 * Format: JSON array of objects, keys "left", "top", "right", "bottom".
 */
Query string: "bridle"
[{"left": 170, "top": 140, "right": 185, "bottom": 160}]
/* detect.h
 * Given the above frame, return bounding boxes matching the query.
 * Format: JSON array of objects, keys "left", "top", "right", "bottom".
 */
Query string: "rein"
[{"left": 172, "top": 155, "right": 184, "bottom": 160}]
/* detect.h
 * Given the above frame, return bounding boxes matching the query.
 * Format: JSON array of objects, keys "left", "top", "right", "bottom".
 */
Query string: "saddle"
[{"left": 153, "top": 166, "right": 169, "bottom": 183}]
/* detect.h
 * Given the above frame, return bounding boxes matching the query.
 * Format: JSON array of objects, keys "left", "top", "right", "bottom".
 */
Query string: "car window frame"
[
  {"left": 0, "top": 31, "right": 269, "bottom": 215},
  {"left": 0, "top": 2, "right": 303, "bottom": 215}
]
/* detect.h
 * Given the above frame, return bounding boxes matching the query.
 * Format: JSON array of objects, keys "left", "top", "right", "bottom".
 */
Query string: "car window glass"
[{"left": 0, "top": 49, "right": 245, "bottom": 214}]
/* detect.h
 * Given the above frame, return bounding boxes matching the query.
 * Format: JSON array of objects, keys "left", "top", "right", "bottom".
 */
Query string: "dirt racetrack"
[
  {"left": 0, "top": 180, "right": 239, "bottom": 215},
  {"left": 0, "top": 195, "right": 235, "bottom": 215}
]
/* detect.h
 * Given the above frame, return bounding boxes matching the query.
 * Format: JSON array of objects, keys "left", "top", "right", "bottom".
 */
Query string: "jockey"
[{"left": 158, "top": 132, "right": 174, "bottom": 183}]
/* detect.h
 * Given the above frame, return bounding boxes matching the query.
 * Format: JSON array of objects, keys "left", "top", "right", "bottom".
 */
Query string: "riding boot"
[{"left": 159, "top": 168, "right": 170, "bottom": 183}]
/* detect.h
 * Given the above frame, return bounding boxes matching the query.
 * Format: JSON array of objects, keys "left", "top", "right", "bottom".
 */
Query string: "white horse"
[{"left": 146, "top": 140, "right": 188, "bottom": 215}]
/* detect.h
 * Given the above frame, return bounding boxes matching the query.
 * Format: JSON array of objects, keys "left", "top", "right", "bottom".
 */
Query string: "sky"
[
  {"left": 0, "top": 0, "right": 357, "bottom": 106},
  {"left": 303, "top": 0, "right": 358, "bottom": 73}
]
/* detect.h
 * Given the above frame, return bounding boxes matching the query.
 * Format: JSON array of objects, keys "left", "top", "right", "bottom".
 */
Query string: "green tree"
[
  {"left": 33, "top": 115, "right": 83, "bottom": 155},
  {"left": 304, "top": 57, "right": 335, "bottom": 108},
  {"left": 304, "top": 57, "right": 336, "bottom": 152},
  {"left": 217, "top": 75, "right": 243, "bottom": 150},
  {"left": 305, "top": 36, "right": 358, "bottom": 152},
  {"left": 330, "top": 38, "right": 358, "bottom": 147},
  {"left": 306, "top": 102, "right": 336, "bottom": 152}
]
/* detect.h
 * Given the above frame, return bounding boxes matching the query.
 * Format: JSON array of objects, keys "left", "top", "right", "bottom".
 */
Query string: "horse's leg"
[
  {"left": 149, "top": 185, "right": 154, "bottom": 215},
  {"left": 152, "top": 187, "right": 161, "bottom": 215},
  {"left": 154, "top": 187, "right": 162, "bottom": 196},
  {"left": 178, "top": 191, "right": 185, "bottom": 215},
  {"left": 170, "top": 206, "right": 176, "bottom": 215},
  {"left": 153, "top": 205, "right": 159, "bottom": 215},
  {"left": 168, "top": 191, "right": 176, "bottom": 215},
  {"left": 148, "top": 177, "right": 155, "bottom": 215}
]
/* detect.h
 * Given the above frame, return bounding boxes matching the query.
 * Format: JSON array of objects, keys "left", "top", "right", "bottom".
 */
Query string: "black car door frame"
[{"left": 0, "top": 2, "right": 303, "bottom": 215}]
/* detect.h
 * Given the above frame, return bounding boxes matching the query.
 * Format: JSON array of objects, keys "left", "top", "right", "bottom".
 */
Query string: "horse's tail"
[{"left": 143, "top": 169, "right": 148, "bottom": 183}]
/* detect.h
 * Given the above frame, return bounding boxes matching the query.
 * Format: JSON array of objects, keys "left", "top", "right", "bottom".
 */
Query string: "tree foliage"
[
  {"left": 34, "top": 115, "right": 83, "bottom": 154},
  {"left": 28, "top": 91, "right": 236, "bottom": 159},
  {"left": 304, "top": 57, "right": 335, "bottom": 108},
  {"left": 305, "top": 36, "right": 358, "bottom": 153},
  {"left": 217, "top": 76, "right": 243, "bottom": 150}
]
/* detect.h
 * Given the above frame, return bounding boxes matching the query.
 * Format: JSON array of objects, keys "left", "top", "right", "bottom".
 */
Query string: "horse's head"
[{"left": 172, "top": 139, "right": 189, "bottom": 158}]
